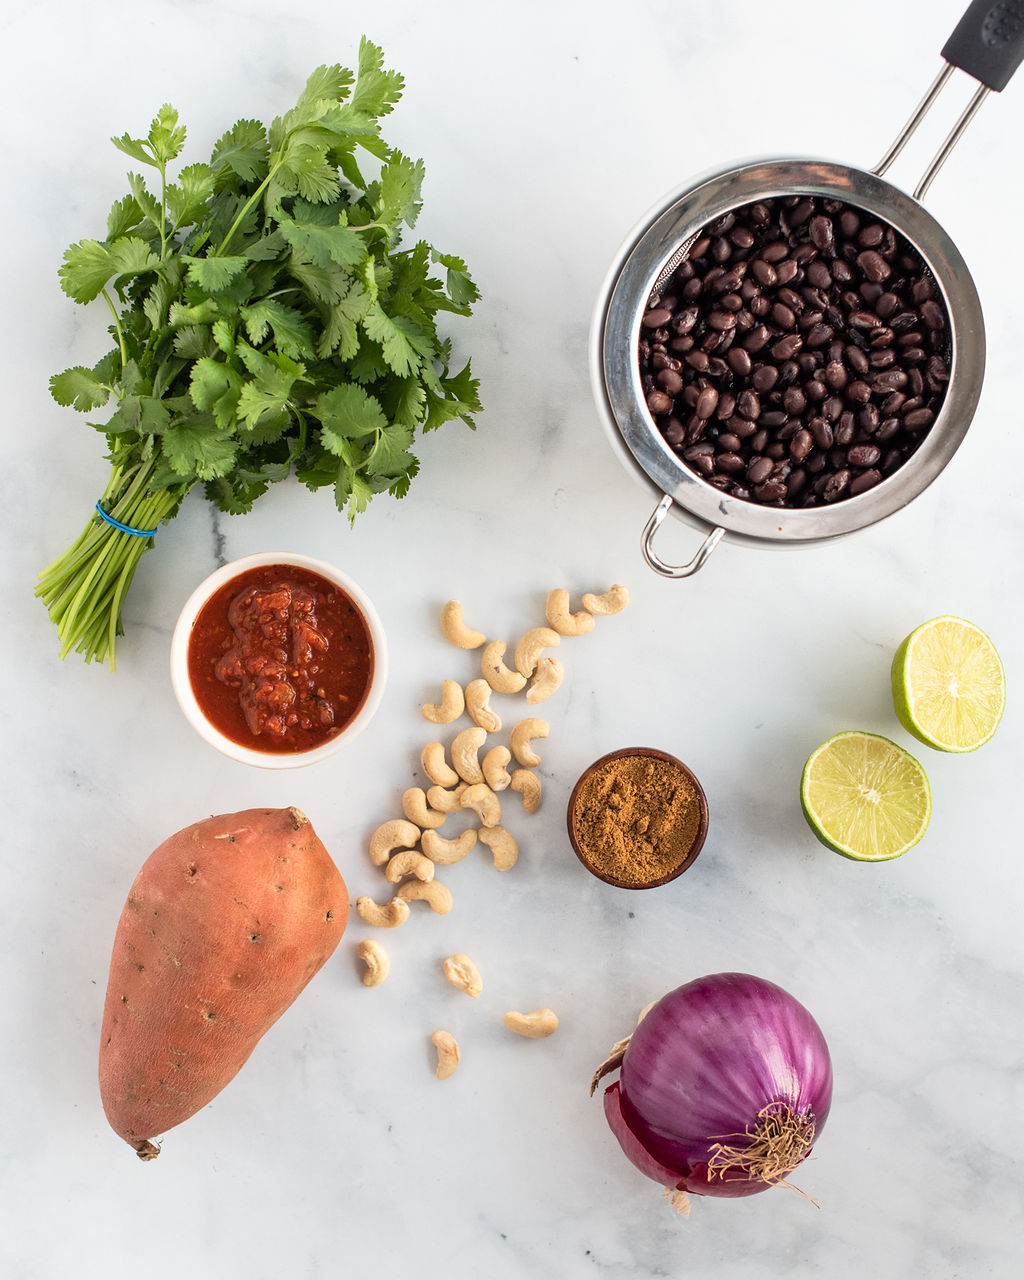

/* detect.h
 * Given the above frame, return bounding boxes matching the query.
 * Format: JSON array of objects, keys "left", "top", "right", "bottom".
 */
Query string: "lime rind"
[
  {"left": 892, "top": 615, "right": 1005, "bottom": 753},
  {"left": 801, "top": 730, "right": 931, "bottom": 861}
]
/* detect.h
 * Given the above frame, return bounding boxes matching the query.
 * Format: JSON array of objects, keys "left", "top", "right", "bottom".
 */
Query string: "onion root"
[{"left": 706, "top": 1104, "right": 817, "bottom": 1188}]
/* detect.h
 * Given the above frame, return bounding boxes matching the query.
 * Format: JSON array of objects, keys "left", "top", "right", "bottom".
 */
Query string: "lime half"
[
  {"left": 801, "top": 731, "right": 931, "bottom": 861},
  {"left": 891, "top": 616, "right": 1005, "bottom": 753}
]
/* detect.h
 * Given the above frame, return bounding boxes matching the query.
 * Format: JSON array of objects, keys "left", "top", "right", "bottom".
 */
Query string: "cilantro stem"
[
  {"left": 36, "top": 457, "right": 182, "bottom": 669},
  {"left": 102, "top": 288, "right": 129, "bottom": 369},
  {"left": 213, "top": 156, "right": 285, "bottom": 257}
]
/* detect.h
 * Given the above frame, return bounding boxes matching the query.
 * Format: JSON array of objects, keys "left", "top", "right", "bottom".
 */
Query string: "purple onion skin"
[{"left": 609, "top": 973, "right": 833, "bottom": 1198}]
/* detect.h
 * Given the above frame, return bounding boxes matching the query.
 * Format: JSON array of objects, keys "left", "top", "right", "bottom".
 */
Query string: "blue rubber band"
[{"left": 94, "top": 501, "right": 159, "bottom": 538}]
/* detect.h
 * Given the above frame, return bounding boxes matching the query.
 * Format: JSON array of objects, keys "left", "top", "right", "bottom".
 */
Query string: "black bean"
[
  {"left": 848, "top": 443, "right": 881, "bottom": 467},
  {"left": 727, "top": 347, "right": 753, "bottom": 376},
  {"left": 849, "top": 468, "right": 883, "bottom": 495},
  {"left": 823, "top": 469, "right": 851, "bottom": 501},
  {"left": 647, "top": 390, "right": 673, "bottom": 415},
  {"left": 695, "top": 387, "right": 719, "bottom": 420},
  {"left": 656, "top": 369, "right": 684, "bottom": 395},
  {"left": 737, "top": 390, "right": 762, "bottom": 420}
]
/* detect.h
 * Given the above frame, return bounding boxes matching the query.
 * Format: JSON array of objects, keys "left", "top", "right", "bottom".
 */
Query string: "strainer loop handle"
[{"left": 641, "top": 495, "right": 724, "bottom": 579}]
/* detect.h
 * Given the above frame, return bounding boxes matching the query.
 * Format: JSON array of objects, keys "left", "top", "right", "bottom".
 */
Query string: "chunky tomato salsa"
[{"left": 187, "top": 564, "right": 375, "bottom": 753}]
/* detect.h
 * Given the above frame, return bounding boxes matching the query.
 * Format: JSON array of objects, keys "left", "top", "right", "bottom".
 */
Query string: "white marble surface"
[{"left": 3, "top": 1, "right": 1023, "bottom": 1276}]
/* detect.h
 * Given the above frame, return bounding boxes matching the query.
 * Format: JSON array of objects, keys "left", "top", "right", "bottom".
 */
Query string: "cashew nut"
[
  {"left": 514, "top": 626, "right": 561, "bottom": 678},
  {"left": 481, "top": 641, "right": 527, "bottom": 694},
  {"left": 421, "top": 827, "right": 477, "bottom": 865},
  {"left": 357, "top": 939, "right": 390, "bottom": 987},
  {"left": 425, "top": 781, "right": 468, "bottom": 814},
  {"left": 545, "top": 588, "right": 596, "bottom": 637},
  {"left": 510, "top": 768, "right": 542, "bottom": 814},
  {"left": 510, "top": 717, "right": 549, "bottom": 767},
  {"left": 482, "top": 745, "right": 512, "bottom": 793},
  {"left": 451, "top": 726, "right": 487, "bottom": 784},
  {"left": 443, "top": 954, "right": 483, "bottom": 998},
  {"left": 582, "top": 584, "right": 630, "bottom": 615},
  {"left": 368, "top": 819, "right": 421, "bottom": 867},
  {"left": 461, "top": 782, "right": 502, "bottom": 828},
  {"left": 384, "top": 849, "right": 436, "bottom": 884},
  {"left": 421, "top": 741, "right": 460, "bottom": 788},
  {"left": 355, "top": 896, "right": 411, "bottom": 928},
  {"left": 396, "top": 878, "right": 453, "bottom": 914},
  {"left": 421, "top": 678, "right": 465, "bottom": 725},
  {"left": 402, "top": 787, "right": 447, "bottom": 830},
  {"left": 526, "top": 656, "right": 564, "bottom": 705},
  {"left": 440, "top": 600, "right": 486, "bottom": 649},
  {"left": 478, "top": 825, "right": 519, "bottom": 872},
  {"left": 504, "top": 1008, "right": 559, "bottom": 1039},
  {"left": 432, "top": 1029, "right": 460, "bottom": 1079},
  {"left": 465, "top": 678, "right": 502, "bottom": 733}
]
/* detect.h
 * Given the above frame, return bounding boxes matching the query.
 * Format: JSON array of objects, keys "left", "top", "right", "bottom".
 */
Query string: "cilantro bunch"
[{"left": 37, "top": 39, "right": 480, "bottom": 668}]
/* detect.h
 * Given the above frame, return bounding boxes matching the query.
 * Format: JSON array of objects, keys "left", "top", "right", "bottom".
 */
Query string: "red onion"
[{"left": 592, "top": 973, "right": 832, "bottom": 1205}]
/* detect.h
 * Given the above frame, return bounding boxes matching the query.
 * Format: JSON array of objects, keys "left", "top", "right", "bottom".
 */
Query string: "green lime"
[
  {"left": 801, "top": 730, "right": 931, "bottom": 861},
  {"left": 891, "top": 616, "right": 1005, "bottom": 753}
]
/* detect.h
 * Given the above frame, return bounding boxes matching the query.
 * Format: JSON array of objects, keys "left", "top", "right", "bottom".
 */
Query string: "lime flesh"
[
  {"left": 801, "top": 731, "right": 931, "bottom": 861},
  {"left": 892, "top": 616, "right": 1005, "bottom": 753}
]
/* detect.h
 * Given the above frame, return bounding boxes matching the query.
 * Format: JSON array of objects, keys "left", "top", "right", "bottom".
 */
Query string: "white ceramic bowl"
[{"left": 170, "top": 552, "right": 388, "bottom": 769}]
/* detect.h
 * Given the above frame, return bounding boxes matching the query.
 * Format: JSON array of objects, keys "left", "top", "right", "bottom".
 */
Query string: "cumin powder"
[{"left": 572, "top": 752, "right": 702, "bottom": 887}]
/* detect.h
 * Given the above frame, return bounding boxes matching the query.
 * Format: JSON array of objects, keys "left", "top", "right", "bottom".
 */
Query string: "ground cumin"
[{"left": 572, "top": 752, "right": 702, "bottom": 887}]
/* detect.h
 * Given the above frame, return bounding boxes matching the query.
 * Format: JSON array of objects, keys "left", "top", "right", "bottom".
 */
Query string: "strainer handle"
[
  {"left": 876, "top": 2, "right": 1024, "bottom": 198},
  {"left": 943, "top": 0, "right": 1024, "bottom": 92},
  {"left": 641, "top": 496, "right": 724, "bottom": 580}
]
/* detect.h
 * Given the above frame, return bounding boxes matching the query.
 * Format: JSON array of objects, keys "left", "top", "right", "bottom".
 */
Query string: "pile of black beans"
[{"left": 638, "top": 195, "right": 951, "bottom": 507}]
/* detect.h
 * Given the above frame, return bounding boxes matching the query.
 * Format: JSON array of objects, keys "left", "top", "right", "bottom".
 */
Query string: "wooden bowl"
[{"left": 566, "top": 747, "right": 709, "bottom": 889}]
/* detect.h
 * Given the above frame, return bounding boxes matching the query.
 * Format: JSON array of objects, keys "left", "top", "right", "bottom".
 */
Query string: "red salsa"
[{"left": 187, "top": 564, "right": 375, "bottom": 754}]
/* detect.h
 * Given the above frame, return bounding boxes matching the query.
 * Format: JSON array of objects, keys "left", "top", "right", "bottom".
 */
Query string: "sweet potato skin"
[{"left": 99, "top": 807, "right": 347, "bottom": 1158}]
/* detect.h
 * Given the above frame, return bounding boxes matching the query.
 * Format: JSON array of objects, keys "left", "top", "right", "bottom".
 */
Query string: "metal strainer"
[{"left": 590, "top": 0, "right": 1024, "bottom": 577}]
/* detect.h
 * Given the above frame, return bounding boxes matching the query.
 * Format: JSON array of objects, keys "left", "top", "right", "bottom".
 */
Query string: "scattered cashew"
[
  {"left": 545, "top": 588, "right": 596, "bottom": 637},
  {"left": 355, "top": 896, "right": 411, "bottom": 928},
  {"left": 510, "top": 717, "right": 549, "bottom": 767},
  {"left": 461, "top": 782, "right": 502, "bottom": 828},
  {"left": 504, "top": 1008, "right": 559, "bottom": 1038},
  {"left": 402, "top": 786, "right": 447, "bottom": 830},
  {"left": 357, "top": 939, "right": 390, "bottom": 987},
  {"left": 396, "top": 878, "right": 453, "bottom": 914},
  {"left": 465, "top": 678, "right": 502, "bottom": 733},
  {"left": 425, "top": 781, "right": 468, "bottom": 814},
  {"left": 481, "top": 641, "right": 527, "bottom": 694},
  {"left": 421, "top": 678, "right": 465, "bottom": 725},
  {"left": 440, "top": 600, "right": 486, "bottom": 649},
  {"left": 451, "top": 726, "right": 488, "bottom": 784},
  {"left": 368, "top": 819, "right": 421, "bottom": 867},
  {"left": 432, "top": 1029, "right": 460, "bottom": 1079},
  {"left": 526, "top": 656, "right": 564, "bottom": 705},
  {"left": 384, "top": 849, "right": 436, "bottom": 884},
  {"left": 582, "top": 584, "right": 630, "bottom": 615},
  {"left": 421, "top": 741, "right": 460, "bottom": 788},
  {"left": 421, "top": 827, "right": 478, "bottom": 865},
  {"left": 510, "top": 768, "right": 542, "bottom": 814},
  {"left": 514, "top": 626, "right": 561, "bottom": 678},
  {"left": 479, "top": 825, "right": 519, "bottom": 872},
  {"left": 443, "top": 954, "right": 483, "bottom": 998},
  {"left": 482, "top": 745, "right": 512, "bottom": 793}
]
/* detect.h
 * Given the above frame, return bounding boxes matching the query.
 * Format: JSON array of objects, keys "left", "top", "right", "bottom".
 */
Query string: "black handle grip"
[{"left": 942, "top": 0, "right": 1024, "bottom": 91}]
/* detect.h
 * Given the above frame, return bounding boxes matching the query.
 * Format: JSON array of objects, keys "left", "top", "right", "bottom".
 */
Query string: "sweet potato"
[{"left": 98, "top": 806, "right": 347, "bottom": 1159}]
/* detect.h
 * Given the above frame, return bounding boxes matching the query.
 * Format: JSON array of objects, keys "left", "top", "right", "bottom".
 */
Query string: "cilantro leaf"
[
  {"left": 148, "top": 104, "right": 187, "bottom": 164},
  {"left": 50, "top": 367, "right": 111, "bottom": 412},
  {"left": 279, "top": 217, "right": 365, "bottom": 269},
  {"left": 315, "top": 383, "right": 386, "bottom": 452},
  {"left": 361, "top": 304, "right": 433, "bottom": 377},
  {"left": 240, "top": 300, "right": 315, "bottom": 359},
  {"left": 161, "top": 419, "right": 238, "bottom": 480},
  {"left": 59, "top": 240, "right": 114, "bottom": 303},
  {"left": 210, "top": 119, "right": 269, "bottom": 183},
  {"left": 182, "top": 254, "right": 248, "bottom": 292}
]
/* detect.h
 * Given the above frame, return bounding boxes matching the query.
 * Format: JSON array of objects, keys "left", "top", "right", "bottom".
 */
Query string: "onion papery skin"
[{"left": 611, "top": 972, "right": 833, "bottom": 1198}]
